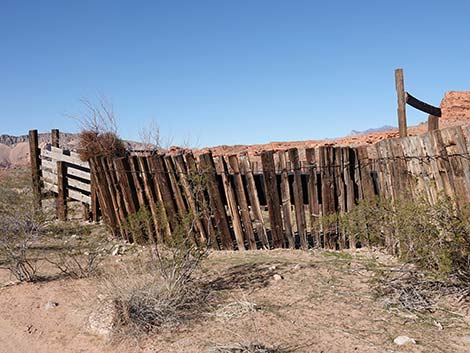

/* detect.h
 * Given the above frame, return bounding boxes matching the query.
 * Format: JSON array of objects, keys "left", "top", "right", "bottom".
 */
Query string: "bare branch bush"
[
  {"left": 0, "top": 185, "right": 46, "bottom": 282},
  {"left": 73, "top": 96, "right": 126, "bottom": 161}
]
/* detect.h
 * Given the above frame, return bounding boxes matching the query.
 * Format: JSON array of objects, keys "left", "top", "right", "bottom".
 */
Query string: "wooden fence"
[
  {"left": 29, "top": 130, "right": 96, "bottom": 221},
  {"left": 87, "top": 125, "right": 470, "bottom": 251}
]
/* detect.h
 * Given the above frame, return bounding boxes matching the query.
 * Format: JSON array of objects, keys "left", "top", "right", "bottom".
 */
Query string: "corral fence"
[
  {"left": 29, "top": 129, "right": 96, "bottom": 221},
  {"left": 32, "top": 125, "right": 470, "bottom": 251}
]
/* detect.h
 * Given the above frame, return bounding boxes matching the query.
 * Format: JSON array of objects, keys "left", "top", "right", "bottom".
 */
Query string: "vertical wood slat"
[
  {"left": 164, "top": 155, "right": 188, "bottom": 217},
  {"left": 428, "top": 115, "right": 439, "bottom": 131},
  {"left": 342, "top": 147, "right": 356, "bottom": 249},
  {"left": 440, "top": 127, "right": 470, "bottom": 209},
  {"left": 128, "top": 156, "right": 155, "bottom": 243},
  {"left": 56, "top": 161, "right": 67, "bottom": 221},
  {"left": 261, "top": 151, "right": 284, "bottom": 248},
  {"left": 219, "top": 157, "right": 246, "bottom": 250},
  {"left": 137, "top": 156, "right": 168, "bottom": 243},
  {"left": 356, "top": 146, "right": 375, "bottom": 202},
  {"left": 173, "top": 154, "right": 208, "bottom": 246},
  {"left": 105, "top": 157, "right": 129, "bottom": 240},
  {"left": 185, "top": 153, "right": 218, "bottom": 248},
  {"left": 199, "top": 152, "right": 233, "bottom": 250},
  {"left": 395, "top": 68, "right": 407, "bottom": 137},
  {"left": 239, "top": 154, "right": 269, "bottom": 249},
  {"left": 228, "top": 155, "right": 257, "bottom": 250},
  {"left": 334, "top": 147, "right": 346, "bottom": 249},
  {"left": 28, "top": 130, "right": 42, "bottom": 209},
  {"left": 148, "top": 155, "right": 178, "bottom": 233},
  {"left": 279, "top": 151, "right": 294, "bottom": 248},
  {"left": 319, "top": 146, "right": 336, "bottom": 249},
  {"left": 89, "top": 157, "right": 117, "bottom": 235},
  {"left": 288, "top": 148, "right": 307, "bottom": 249},
  {"left": 306, "top": 148, "right": 321, "bottom": 247},
  {"left": 51, "top": 129, "right": 60, "bottom": 148}
]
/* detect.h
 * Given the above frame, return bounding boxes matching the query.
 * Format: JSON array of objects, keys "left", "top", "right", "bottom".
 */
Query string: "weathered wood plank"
[
  {"left": 306, "top": 148, "right": 321, "bottom": 247},
  {"left": 29, "top": 130, "right": 42, "bottom": 209},
  {"left": 278, "top": 151, "right": 294, "bottom": 248},
  {"left": 56, "top": 161, "right": 67, "bottom": 221},
  {"left": 239, "top": 153, "right": 269, "bottom": 249},
  {"left": 288, "top": 148, "right": 307, "bottom": 249},
  {"left": 199, "top": 152, "right": 233, "bottom": 250},
  {"left": 261, "top": 151, "right": 284, "bottom": 248},
  {"left": 228, "top": 155, "right": 257, "bottom": 250},
  {"left": 219, "top": 157, "right": 246, "bottom": 250}
]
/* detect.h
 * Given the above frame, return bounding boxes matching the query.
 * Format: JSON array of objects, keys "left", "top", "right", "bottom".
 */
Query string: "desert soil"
[{"left": 1, "top": 246, "right": 469, "bottom": 353}]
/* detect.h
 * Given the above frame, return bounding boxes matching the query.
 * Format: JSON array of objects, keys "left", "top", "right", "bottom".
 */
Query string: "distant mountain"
[{"left": 348, "top": 125, "right": 395, "bottom": 137}]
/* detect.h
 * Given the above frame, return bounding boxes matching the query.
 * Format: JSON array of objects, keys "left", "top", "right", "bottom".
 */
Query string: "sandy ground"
[{"left": 1, "top": 248, "right": 469, "bottom": 353}]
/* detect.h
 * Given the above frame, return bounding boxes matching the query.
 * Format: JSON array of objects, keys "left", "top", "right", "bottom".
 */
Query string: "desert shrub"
[
  {"left": 121, "top": 206, "right": 154, "bottom": 244},
  {"left": 46, "top": 241, "right": 104, "bottom": 279},
  {"left": 325, "top": 194, "right": 470, "bottom": 285},
  {"left": 0, "top": 185, "right": 46, "bottom": 282},
  {"left": 103, "top": 200, "right": 209, "bottom": 338}
]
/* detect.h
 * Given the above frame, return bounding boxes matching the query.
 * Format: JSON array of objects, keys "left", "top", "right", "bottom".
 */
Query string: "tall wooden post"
[
  {"left": 428, "top": 115, "right": 439, "bottom": 131},
  {"left": 51, "top": 129, "right": 59, "bottom": 147},
  {"left": 395, "top": 68, "right": 408, "bottom": 137},
  {"left": 57, "top": 161, "right": 67, "bottom": 221},
  {"left": 28, "top": 129, "right": 42, "bottom": 209}
]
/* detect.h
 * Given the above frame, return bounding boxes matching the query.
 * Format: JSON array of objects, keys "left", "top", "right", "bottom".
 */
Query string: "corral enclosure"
[{"left": 31, "top": 125, "right": 470, "bottom": 252}]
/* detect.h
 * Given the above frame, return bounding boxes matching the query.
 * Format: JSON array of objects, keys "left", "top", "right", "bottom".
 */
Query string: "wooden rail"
[{"left": 29, "top": 129, "right": 95, "bottom": 221}]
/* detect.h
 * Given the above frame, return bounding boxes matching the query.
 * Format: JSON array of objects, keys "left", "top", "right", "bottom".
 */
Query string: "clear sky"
[{"left": 1, "top": 0, "right": 470, "bottom": 147}]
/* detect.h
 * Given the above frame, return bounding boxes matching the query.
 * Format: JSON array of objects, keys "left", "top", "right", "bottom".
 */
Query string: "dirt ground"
[{"left": 1, "top": 245, "right": 469, "bottom": 353}]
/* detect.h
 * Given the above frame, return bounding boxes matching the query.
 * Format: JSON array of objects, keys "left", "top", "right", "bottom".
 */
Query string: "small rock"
[
  {"left": 44, "top": 301, "right": 59, "bottom": 310},
  {"left": 293, "top": 264, "right": 301, "bottom": 271},
  {"left": 273, "top": 274, "right": 283, "bottom": 281},
  {"left": 268, "top": 265, "right": 277, "bottom": 271},
  {"left": 394, "top": 336, "right": 416, "bottom": 346},
  {"left": 111, "top": 245, "right": 121, "bottom": 256}
]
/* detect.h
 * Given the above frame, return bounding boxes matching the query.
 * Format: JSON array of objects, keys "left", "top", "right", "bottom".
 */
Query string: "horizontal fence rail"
[
  {"left": 88, "top": 125, "right": 470, "bottom": 251},
  {"left": 40, "top": 146, "right": 92, "bottom": 205}
]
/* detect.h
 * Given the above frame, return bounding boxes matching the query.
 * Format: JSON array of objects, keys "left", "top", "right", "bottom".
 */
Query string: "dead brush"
[
  {"left": 74, "top": 97, "right": 126, "bottom": 161},
  {"left": 373, "top": 268, "right": 469, "bottom": 313},
  {"left": 206, "top": 343, "right": 289, "bottom": 353},
  {"left": 46, "top": 248, "right": 103, "bottom": 279}
]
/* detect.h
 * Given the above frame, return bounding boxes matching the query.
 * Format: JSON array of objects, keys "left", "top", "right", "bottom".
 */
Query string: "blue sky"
[{"left": 1, "top": 0, "right": 470, "bottom": 147}]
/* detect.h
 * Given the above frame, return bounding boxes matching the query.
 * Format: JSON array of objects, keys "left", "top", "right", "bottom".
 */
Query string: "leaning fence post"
[
  {"left": 395, "top": 68, "right": 408, "bottom": 137},
  {"left": 51, "top": 129, "right": 59, "bottom": 147},
  {"left": 428, "top": 115, "right": 439, "bottom": 131},
  {"left": 28, "top": 129, "right": 42, "bottom": 210},
  {"left": 57, "top": 160, "right": 67, "bottom": 221}
]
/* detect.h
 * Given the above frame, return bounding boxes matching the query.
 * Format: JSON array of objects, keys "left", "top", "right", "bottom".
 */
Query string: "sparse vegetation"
[
  {"left": 321, "top": 194, "right": 470, "bottom": 290},
  {"left": 0, "top": 181, "right": 46, "bottom": 282}
]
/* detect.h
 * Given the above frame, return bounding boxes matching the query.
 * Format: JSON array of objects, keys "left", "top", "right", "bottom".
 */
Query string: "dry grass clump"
[
  {"left": 373, "top": 269, "right": 469, "bottom": 313},
  {"left": 206, "top": 343, "right": 289, "bottom": 353},
  {"left": 101, "top": 237, "right": 209, "bottom": 339}
]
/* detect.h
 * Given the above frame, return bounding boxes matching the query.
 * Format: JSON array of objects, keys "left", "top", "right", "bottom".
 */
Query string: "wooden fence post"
[
  {"left": 395, "top": 68, "right": 408, "bottom": 137},
  {"left": 51, "top": 129, "right": 59, "bottom": 147},
  {"left": 28, "top": 129, "right": 42, "bottom": 210},
  {"left": 428, "top": 115, "right": 439, "bottom": 131},
  {"left": 57, "top": 161, "right": 67, "bottom": 220}
]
